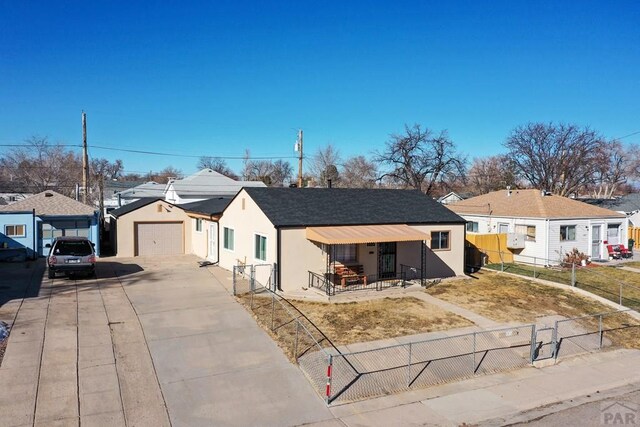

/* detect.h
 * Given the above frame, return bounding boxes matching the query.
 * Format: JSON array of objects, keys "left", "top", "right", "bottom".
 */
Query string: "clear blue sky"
[{"left": 1, "top": 1, "right": 639, "bottom": 176}]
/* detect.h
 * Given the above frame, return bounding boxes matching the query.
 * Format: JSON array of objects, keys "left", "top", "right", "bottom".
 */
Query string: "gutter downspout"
[
  {"left": 545, "top": 219, "right": 550, "bottom": 265},
  {"left": 32, "top": 209, "right": 37, "bottom": 260},
  {"left": 276, "top": 227, "right": 282, "bottom": 291}
]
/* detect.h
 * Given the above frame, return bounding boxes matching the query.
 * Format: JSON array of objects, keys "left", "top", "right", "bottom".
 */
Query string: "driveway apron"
[{"left": 112, "top": 256, "right": 334, "bottom": 427}]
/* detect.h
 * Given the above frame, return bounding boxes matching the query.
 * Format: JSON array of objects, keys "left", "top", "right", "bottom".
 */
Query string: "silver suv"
[{"left": 47, "top": 236, "right": 96, "bottom": 279}]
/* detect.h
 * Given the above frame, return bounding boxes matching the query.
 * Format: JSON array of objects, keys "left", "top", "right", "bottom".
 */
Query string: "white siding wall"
[{"left": 218, "top": 190, "right": 277, "bottom": 287}]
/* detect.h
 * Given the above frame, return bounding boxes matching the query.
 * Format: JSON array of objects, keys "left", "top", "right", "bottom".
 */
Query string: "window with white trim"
[
  {"left": 195, "top": 218, "right": 202, "bottom": 232},
  {"left": 560, "top": 225, "right": 576, "bottom": 241},
  {"left": 255, "top": 234, "right": 267, "bottom": 261},
  {"left": 515, "top": 225, "right": 536, "bottom": 242},
  {"left": 466, "top": 222, "right": 479, "bottom": 233},
  {"left": 223, "top": 227, "right": 234, "bottom": 250},
  {"left": 5, "top": 224, "right": 26, "bottom": 238}
]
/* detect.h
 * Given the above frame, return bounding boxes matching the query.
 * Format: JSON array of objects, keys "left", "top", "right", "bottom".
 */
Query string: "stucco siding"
[
  {"left": 409, "top": 224, "right": 465, "bottom": 278},
  {"left": 115, "top": 201, "right": 191, "bottom": 257},
  {"left": 218, "top": 190, "right": 277, "bottom": 287},
  {"left": 280, "top": 228, "right": 326, "bottom": 292}
]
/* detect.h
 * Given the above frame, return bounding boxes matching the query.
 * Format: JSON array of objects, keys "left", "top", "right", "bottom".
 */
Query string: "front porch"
[{"left": 304, "top": 224, "right": 430, "bottom": 296}]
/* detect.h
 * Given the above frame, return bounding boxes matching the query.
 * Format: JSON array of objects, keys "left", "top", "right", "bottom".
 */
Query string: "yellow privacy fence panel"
[
  {"left": 629, "top": 227, "right": 640, "bottom": 249},
  {"left": 466, "top": 233, "right": 513, "bottom": 264}
]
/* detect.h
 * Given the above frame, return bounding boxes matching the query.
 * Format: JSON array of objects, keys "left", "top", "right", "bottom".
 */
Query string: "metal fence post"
[
  {"left": 599, "top": 315, "right": 603, "bottom": 349},
  {"left": 271, "top": 292, "right": 275, "bottom": 331},
  {"left": 326, "top": 355, "right": 333, "bottom": 404},
  {"left": 294, "top": 320, "right": 300, "bottom": 360},
  {"left": 250, "top": 287, "right": 254, "bottom": 310},
  {"left": 552, "top": 320, "right": 559, "bottom": 359},
  {"left": 571, "top": 263, "right": 576, "bottom": 287},
  {"left": 529, "top": 325, "right": 537, "bottom": 363},
  {"left": 250, "top": 265, "right": 255, "bottom": 291},
  {"left": 500, "top": 252, "right": 504, "bottom": 272},
  {"left": 406, "top": 342, "right": 412, "bottom": 387},
  {"left": 472, "top": 332, "right": 477, "bottom": 374},
  {"left": 620, "top": 283, "right": 623, "bottom": 307},
  {"left": 232, "top": 266, "right": 237, "bottom": 295},
  {"left": 533, "top": 257, "right": 536, "bottom": 279}
]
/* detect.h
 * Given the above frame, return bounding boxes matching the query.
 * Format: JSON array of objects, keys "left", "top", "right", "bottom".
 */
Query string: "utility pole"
[
  {"left": 296, "top": 129, "right": 303, "bottom": 188},
  {"left": 82, "top": 111, "right": 89, "bottom": 204}
]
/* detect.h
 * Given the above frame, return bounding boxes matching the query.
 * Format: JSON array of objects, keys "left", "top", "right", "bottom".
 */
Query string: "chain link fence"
[{"left": 231, "top": 264, "right": 639, "bottom": 405}]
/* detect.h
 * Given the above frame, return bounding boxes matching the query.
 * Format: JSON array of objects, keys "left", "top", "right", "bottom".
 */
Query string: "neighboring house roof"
[
  {"left": 109, "top": 198, "right": 163, "bottom": 218},
  {"left": 580, "top": 194, "right": 640, "bottom": 214},
  {"left": 449, "top": 189, "right": 626, "bottom": 219},
  {"left": 0, "top": 190, "right": 96, "bottom": 216},
  {"left": 242, "top": 187, "right": 466, "bottom": 227},
  {"left": 0, "top": 198, "right": 6, "bottom": 206},
  {"left": 104, "top": 180, "right": 146, "bottom": 197},
  {"left": 117, "top": 182, "right": 165, "bottom": 199},
  {"left": 167, "top": 169, "right": 266, "bottom": 198},
  {"left": 180, "top": 197, "right": 233, "bottom": 216},
  {"left": 437, "top": 191, "right": 473, "bottom": 204}
]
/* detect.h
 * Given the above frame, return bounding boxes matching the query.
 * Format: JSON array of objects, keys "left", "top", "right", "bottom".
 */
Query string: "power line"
[
  {"left": 88, "top": 145, "right": 298, "bottom": 160},
  {"left": 615, "top": 130, "right": 640, "bottom": 140}
]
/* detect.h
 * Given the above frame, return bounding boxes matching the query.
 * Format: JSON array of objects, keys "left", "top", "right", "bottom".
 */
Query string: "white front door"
[
  {"left": 592, "top": 225, "right": 602, "bottom": 259},
  {"left": 208, "top": 223, "right": 218, "bottom": 263}
]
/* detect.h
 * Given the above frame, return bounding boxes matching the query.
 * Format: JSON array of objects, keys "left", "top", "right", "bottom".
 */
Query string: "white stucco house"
[{"left": 449, "top": 189, "right": 628, "bottom": 264}]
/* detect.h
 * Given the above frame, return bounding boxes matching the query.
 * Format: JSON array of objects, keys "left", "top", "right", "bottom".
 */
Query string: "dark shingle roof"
[
  {"left": 180, "top": 197, "right": 233, "bottom": 216},
  {"left": 581, "top": 194, "right": 640, "bottom": 214},
  {"left": 109, "top": 198, "right": 162, "bottom": 218},
  {"left": 242, "top": 187, "right": 466, "bottom": 227}
]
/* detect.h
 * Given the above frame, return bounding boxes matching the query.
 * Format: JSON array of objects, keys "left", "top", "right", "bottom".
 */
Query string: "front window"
[
  {"left": 431, "top": 231, "right": 450, "bottom": 250},
  {"left": 5, "top": 224, "right": 26, "bottom": 238},
  {"left": 255, "top": 234, "right": 267, "bottom": 261},
  {"left": 466, "top": 222, "right": 479, "bottom": 233},
  {"left": 332, "top": 244, "right": 357, "bottom": 264},
  {"left": 515, "top": 225, "right": 536, "bottom": 242},
  {"left": 223, "top": 227, "right": 234, "bottom": 251},
  {"left": 195, "top": 218, "right": 202, "bottom": 232},
  {"left": 560, "top": 225, "right": 576, "bottom": 241}
]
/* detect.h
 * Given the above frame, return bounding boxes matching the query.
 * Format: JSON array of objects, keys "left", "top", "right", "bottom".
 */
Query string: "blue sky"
[{"left": 1, "top": 1, "right": 639, "bottom": 176}]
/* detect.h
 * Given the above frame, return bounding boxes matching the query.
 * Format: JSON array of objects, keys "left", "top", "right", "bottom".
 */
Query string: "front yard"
[
  {"left": 426, "top": 269, "right": 640, "bottom": 348},
  {"left": 485, "top": 262, "right": 640, "bottom": 311}
]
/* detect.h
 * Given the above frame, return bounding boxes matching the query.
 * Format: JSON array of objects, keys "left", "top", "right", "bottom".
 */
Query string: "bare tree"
[
  {"left": 90, "top": 158, "right": 124, "bottom": 216},
  {"left": 589, "top": 140, "right": 640, "bottom": 198},
  {"left": 148, "top": 166, "right": 183, "bottom": 183},
  {"left": 309, "top": 144, "right": 341, "bottom": 187},
  {"left": 467, "top": 155, "right": 519, "bottom": 194},
  {"left": 197, "top": 156, "right": 238, "bottom": 179},
  {"left": 269, "top": 160, "right": 293, "bottom": 187},
  {"left": 340, "top": 156, "right": 378, "bottom": 188},
  {"left": 504, "top": 122, "right": 605, "bottom": 197},
  {"left": 0, "top": 136, "right": 82, "bottom": 196},
  {"left": 375, "top": 124, "right": 466, "bottom": 195},
  {"left": 242, "top": 157, "right": 293, "bottom": 187}
]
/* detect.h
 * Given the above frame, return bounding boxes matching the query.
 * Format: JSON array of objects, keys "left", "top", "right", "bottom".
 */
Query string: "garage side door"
[{"left": 136, "top": 222, "right": 183, "bottom": 256}]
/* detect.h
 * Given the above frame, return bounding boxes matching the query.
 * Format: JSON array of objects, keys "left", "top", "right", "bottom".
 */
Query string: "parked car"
[{"left": 46, "top": 236, "right": 96, "bottom": 279}]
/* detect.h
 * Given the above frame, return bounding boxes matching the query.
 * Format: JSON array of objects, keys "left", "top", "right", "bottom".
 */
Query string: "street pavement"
[{"left": 0, "top": 255, "right": 639, "bottom": 427}]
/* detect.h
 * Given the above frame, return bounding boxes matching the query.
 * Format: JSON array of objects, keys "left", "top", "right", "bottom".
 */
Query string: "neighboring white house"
[
  {"left": 437, "top": 191, "right": 471, "bottom": 205},
  {"left": 0, "top": 193, "right": 32, "bottom": 205},
  {"left": 163, "top": 169, "right": 266, "bottom": 205},
  {"left": 581, "top": 194, "right": 640, "bottom": 227},
  {"left": 449, "top": 189, "right": 628, "bottom": 263}
]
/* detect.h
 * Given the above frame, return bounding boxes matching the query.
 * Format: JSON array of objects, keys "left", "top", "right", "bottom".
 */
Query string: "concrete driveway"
[{"left": 0, "top": 255, "right": 334, "bottom": 427}]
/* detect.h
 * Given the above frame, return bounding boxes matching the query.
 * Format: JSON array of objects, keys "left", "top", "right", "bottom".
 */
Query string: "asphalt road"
[{"left": 513, "top": 390, "right": 640, "bottom": 427}]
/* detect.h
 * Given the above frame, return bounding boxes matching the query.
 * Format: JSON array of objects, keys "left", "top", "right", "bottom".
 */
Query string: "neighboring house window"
[
  {"left": 607, "top": 224, "right": 620, "bottom": 244},
  {"left": 560, "top": 225, "right": 576, "bottom": 241},
  {"left": 332, "top": 244, "right": 357, "bottom": 264},
  {"left": 223, "top": 227, "right": 234, "bottom": 251},
  {"left": 515, "top": 225, "right": 536, "bottom": 242},
  {"left": 255, "top": 234, "right": 267, "bottom": 261},
  {"left": 9, "top": 196, "right": 16, "bottom": 202},
  {"left": 195, "top": 218, "right": 202, "bottom": 232},
  {"left": 466, "top": 222, "right": 479, "bottom": 233},
  {"left": 5, "top": 224, "right": 26, "bottom": 238},
  {"left": 431, "top": 231, "right": 450, "bottom": 250}
]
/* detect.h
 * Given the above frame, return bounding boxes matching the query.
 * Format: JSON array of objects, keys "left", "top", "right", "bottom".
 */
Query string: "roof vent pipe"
[
  {"left": 506, "top": 186, "right": 511, "bottom": 196},
  {"left": 327, "top": 179, "right": 332, "bottom": 189},
  {"left": 541, "top": 190, "right": 546, "bottom": 197}
]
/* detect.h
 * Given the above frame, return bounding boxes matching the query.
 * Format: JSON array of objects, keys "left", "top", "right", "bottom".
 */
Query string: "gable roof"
[
  {"left": 580, "top": 194, "right": 640, "bottom": 214},
  {"left": 0, "top": 190, "right": 96, "bottom": 216},
  {"left": 104, "top": 180, "right": 146, "bottom": 196},
  {"left": 180, "top": 197, "right": 233, "bottom": 216},
  {"left": 109, "top": 198, "right": 163, "bottom": 218},
  {"left": 117, "top": 181, "right": 166, "bottom": 199},
  {"left": 449, "top": 189, "right": 626, "bottom": 219},
  {"left": 241, "top": 187, "right": 466, "bottom": 227},
  {"left": 167, "top": 169, "right": 266, "bottom": 197}
]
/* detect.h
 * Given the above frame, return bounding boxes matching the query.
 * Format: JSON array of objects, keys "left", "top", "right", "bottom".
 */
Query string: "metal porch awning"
[{"left": 305, "top": 224, "right": 431, "bottom": 245}]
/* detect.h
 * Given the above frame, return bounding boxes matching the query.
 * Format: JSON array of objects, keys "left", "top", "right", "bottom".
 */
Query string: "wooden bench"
[{"left": 333, "top": 263, "right": 367, "bottom": 287}]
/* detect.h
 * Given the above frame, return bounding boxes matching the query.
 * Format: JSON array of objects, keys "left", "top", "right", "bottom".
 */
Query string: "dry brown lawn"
[
  {"left": 288, "top": 297, "right": 473, "bottom": 345},
  {"left": 426, "top": 269, "right": 640, "bottom": 349}
]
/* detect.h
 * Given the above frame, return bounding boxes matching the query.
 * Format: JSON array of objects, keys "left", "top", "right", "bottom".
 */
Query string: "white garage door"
[{"left": 135, "top": 222, "right": 183, "bottom": 256}]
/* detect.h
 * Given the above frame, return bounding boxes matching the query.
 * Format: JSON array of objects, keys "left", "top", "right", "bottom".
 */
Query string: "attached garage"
[
  {"left": 110, "top": 198, "right": 191, "bottom": 257},
  {"left": 135, "top": 222, "right": 184, "bottom": 256}
]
